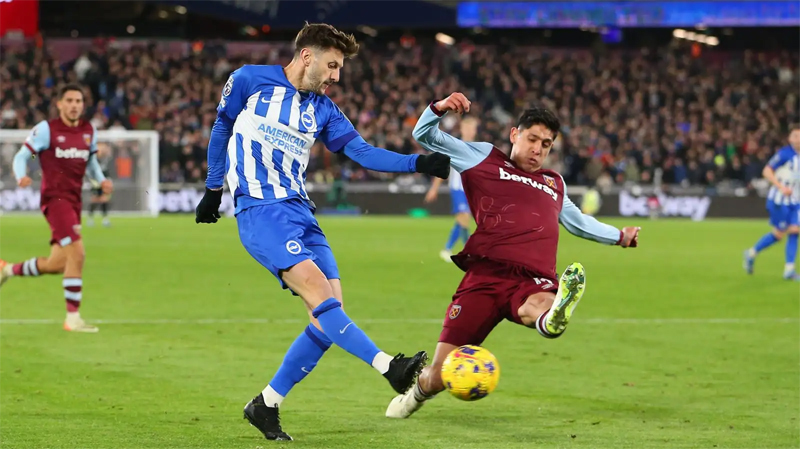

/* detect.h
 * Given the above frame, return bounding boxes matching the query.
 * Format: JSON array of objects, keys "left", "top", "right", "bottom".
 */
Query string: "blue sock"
[
  {"left": 312, "top": 298, "right": 382, "bottom": 367},
  {"left": 267, "top": 324, "right": 332, "bottom": 401},
  {"left": 786, "top": 234, "right": 798, "bottom": 265},
  {"left": 446, "top": 223, "right": 461, "bottom": 251},
  {"left": 753, "top": 233, "right": 780, "bottom": 253},
  {"left": 460, "top": 226, "right": 470, "bottom": 244}
]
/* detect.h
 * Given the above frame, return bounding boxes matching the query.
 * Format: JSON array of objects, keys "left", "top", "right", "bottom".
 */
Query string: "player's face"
[
  {"left": 509, "top": 124, "right": 555, "bottom": 173},
  {"left": 789, "top": 130, "right": 800, "bottom": 150},
  {"left": 57, "top": 90, "right": 85, "bottom": 124},
  {"left": 306, "top": 48, "right": 344, "bottom": 95}
]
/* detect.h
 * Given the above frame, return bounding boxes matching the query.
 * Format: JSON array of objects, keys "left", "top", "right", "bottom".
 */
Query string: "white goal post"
[{"left": 0, "top": 129, "right": 160, "bottom": 216}]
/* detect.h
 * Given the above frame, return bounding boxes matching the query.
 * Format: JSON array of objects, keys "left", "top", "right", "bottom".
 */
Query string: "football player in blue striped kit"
[
  {"left": 744, "top": 127, "right": 800, "bottom": 281},
  {"left": 194, "top": 23, "right": 451, "bottom": 441}
]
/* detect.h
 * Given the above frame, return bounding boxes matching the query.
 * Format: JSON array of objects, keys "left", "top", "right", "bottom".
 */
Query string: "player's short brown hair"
[
  {"left": 58, "top": 83, "right": 85, "bottom": 100},
  {"left": 294, "top": 22, "right": 359, "bottom": 59}
]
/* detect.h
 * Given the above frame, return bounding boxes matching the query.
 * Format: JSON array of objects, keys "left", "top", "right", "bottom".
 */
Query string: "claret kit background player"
[
  {"left": 0, "top": 84, "right": 113, "bottom": 333},
  {"left": 386, "top": 92, "right": 641, "bottom": 418}
]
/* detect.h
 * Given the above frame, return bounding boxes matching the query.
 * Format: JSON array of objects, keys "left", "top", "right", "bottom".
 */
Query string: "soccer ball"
[{"left": 441, "top": 345, "right": 500, "bottom": 401}]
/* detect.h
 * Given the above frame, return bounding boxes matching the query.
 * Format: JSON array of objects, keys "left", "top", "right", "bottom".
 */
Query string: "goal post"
[{"left": 0, "top": 129, "right": 160, "bottom": 216}]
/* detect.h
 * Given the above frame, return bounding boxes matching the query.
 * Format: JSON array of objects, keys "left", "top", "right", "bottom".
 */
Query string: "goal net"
[{"left": 0, "top": 129, "right": 159, "bottom": 216}]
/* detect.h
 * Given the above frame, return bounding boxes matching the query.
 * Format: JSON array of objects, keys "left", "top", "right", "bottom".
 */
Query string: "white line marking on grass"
[{"left": 0, "top": 318, "right": 796, "bottom": 325}]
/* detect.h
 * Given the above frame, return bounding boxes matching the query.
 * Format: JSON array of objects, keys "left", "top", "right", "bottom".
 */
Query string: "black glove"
[
  {"left": 195, "top": 188, "right": 223, "bottom": 224},
  {"left": 416, "top": 152, "right": 451, "bottom": 179}
]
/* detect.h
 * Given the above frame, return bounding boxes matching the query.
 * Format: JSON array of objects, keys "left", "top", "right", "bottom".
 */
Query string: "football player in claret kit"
[
  {"left": 194, "top": 23, "right": 451, "bottom": 440},
  {"left": 386, "top": 92, "right": 641, "bottom": 418},
  {"left": 0, "top": 84, "right": 113, "bottom": 333}
]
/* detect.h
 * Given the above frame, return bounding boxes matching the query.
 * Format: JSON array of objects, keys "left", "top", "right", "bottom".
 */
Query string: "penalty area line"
[{"left": 0, "top": 318, "right": 797, "bottom": 325}]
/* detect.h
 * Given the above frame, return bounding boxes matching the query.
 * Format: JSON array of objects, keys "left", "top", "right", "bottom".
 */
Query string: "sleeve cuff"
[
  {"left": 429, "top": 101, "right": 446, "bottom": 117},
  {"left": 615, "top": 230, "right": 623, "bottom": 245}
]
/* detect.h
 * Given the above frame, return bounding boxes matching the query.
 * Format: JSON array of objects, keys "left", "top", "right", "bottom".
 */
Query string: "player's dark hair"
[
  {"left": 294, "top": 22, "right": 359, "bottom": 59},
  {"left": 58, "top": 83, "right": 85, "bottom": 100},
  {"left": 516, "top": 108, "right": 560, "bottom": 139}
]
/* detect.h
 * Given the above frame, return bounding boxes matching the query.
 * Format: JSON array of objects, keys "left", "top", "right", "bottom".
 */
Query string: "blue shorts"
[
  {"left": 237, "top": 199, "right": 339, "bottom": 290},
  {"left": 451, "top": 190, "right": 470, "bottom": 214},
  {"left": 767, "top": 202, "right": 800, "bottom": 231}
]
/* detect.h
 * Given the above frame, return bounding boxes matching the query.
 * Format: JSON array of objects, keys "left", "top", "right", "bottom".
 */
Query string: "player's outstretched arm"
[
  {"left": 559, "top": 190, "right": 640, "bottom": 248},
  {"left": 763, "top": 149, "right": 794, "bottom": 197},
  {"left": 412, "top": 93, "right": 493, "bottom": 173},
  {"left": 340, "top": 136, "right": 451, "bottom": 179},
  {"left": 319, "top": 99, "right": 449, "bottom": 179}
]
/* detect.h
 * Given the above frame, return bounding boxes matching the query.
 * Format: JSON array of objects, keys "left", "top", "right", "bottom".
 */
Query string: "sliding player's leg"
[
  {"left": 386, "top": 269, "right": 502, "bottom": 419},
  {"left": 517, "top": 262, "right": 586, "bottom": 337}
]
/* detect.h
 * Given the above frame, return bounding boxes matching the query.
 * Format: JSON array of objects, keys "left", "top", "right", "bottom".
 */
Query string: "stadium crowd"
[{"left": 1, "top": 37, "right": 797, "bottom": 189}]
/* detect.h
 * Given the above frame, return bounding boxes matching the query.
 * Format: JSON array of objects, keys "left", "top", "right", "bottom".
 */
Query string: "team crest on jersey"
[
  {"left": 83, "top": 134, "right": 91, "bottom": 146},
  {"left": 449, "top": 304, "right": 462, "bottom": 319},
  {"left": 222, "top": 75, "right": 234, "bottom": 97},
  {"left": 301, "top": 110, "right": 317, "bottom": 131},
  {"left": 543, "top": 174, "right": 556, "bottom": 189},
  {"left": 57, "top": 135, "right": 66, "bottom": 143}
]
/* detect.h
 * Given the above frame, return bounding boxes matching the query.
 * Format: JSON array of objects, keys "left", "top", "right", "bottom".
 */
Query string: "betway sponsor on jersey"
[
  {"left": 499, "top": 167, "right": 558, "bottom": 201},
  {"left": 55, "top": 147, "right": 90, "bottom": 160},
  {"left": 618, "top": 191, "right": 710, "bottom": 221},
  {"left": 258, "top": 123, "right": 308, "bottom": 157}
]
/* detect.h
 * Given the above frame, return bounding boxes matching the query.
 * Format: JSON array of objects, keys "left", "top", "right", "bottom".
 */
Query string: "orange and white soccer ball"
[{"left": 440, "top": 345, "right": 500, "bottom": 401}]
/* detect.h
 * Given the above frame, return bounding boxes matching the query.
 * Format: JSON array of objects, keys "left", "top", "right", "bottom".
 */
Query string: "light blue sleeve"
[
  {"left": 12, "top": 148, "right": 30, "bottom": 180},
  {"left": 559, "top": 183, "right": 621, "bottom": 245},
  {"left": 90, "top": 124, "right": 98, "bottom": 154},
  {"left": 411, "top": 105, "right": 493, "bottom": 172},
  {"left": 85, "top": 154, "right": 106, "bottom": 182},
  {"left": 24, "top": 120, "right": 50, "bottom": 153},
  {"left": 767, "top": 147, "right": 793, "bottom": 170}
]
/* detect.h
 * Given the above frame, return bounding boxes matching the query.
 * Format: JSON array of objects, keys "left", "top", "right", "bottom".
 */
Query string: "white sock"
[
  {"left": 413, "top": 382, "right": 435, "bottom": 402},
  {"left": 261, "top": 385, "right": 284, "bottom": 408},
  {"left": 371, "top": 352, "right": 393, "bottom": 374},
  {"left": 66, "top": 311, "right": 80, "bottom": 321},
  {"left": 748, "top": 248, "right": 757, "bottom": 257},
  {"left": 785, "top": 263, "right": 795, "bottom": 274}
]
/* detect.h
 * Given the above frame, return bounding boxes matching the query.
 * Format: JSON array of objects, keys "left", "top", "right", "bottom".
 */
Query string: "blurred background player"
[
  {"left": 744, "top": 127, "right": 800, "bottom": 281},
  {"left": 424, "top": 117, "right": 479, "bottom": 262},
  {"left": 193, "top": 23, "right": 449, "bottom": 441},
  {"left": 0, "top": 84, "right": 113, "bottom": 332},
  {"left": 386, "top": 92, "right": 640, "bottom": 419},
  {"left": 87, "top": 142, "right": 113, "bottom": 227}
]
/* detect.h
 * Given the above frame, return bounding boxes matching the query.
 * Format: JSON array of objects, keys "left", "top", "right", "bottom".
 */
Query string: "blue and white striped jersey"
[
  {"left": 766, "top": 146, "right": 800, "bottom": 206},
  {"left": 214, "top": 65, "right": 358, "bottom": 213}
]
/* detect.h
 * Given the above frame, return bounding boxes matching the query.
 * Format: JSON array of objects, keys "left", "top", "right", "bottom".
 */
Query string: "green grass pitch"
[{"left": 0, "top": 215, "right": 798, "bottom": 449}]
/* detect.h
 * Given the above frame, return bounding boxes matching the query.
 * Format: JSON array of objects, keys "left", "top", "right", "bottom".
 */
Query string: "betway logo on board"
[
  {"left": 55, "top": 147, "right": 90, "bottom": 160},
  {"left": 619, "top": 191, "right": 711, "bottom": 221}
]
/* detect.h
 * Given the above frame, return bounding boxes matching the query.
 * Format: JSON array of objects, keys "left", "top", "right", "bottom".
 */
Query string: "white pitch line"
[{"left": 0, "top": 318, "right": 797, "bottom": 325}]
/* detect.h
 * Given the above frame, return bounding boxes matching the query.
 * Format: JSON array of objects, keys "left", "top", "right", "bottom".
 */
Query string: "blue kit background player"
[
  {"left": 424, "top": 117, "right": 478, "bottom": 262},
  {"left": 193, "top": 23, "right": 450, "bottom": 441},
  {"left": 744, "top": 127, "right": 800, "bottom": 281}
]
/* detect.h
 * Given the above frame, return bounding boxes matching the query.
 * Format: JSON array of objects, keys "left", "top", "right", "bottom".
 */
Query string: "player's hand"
[
  {"left": 424, "top": 188, "right": 439, "bottom": 204},
  {"left": 781, "top": 185, "right": 793, "bottom": 196},
  {"left": 17, "top": 176, "right": 32, "bottom": 188},
  {"left": 434, "top": 92, "right": 471, "bottom": 114},
  {"left": 195, "top": 188, "right": 223, "bottom": 224},
  {"left": 416, "top": 152, "right": 451, "bottom": 179},
  {"left": 618, "top": 226, "right": 641, "bottom": 248},
  {"left": 100, "top": 179, "right": 113, "bottom": 194}
]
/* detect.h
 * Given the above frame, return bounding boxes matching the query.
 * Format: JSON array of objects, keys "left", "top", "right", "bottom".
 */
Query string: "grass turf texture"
[{"left": 1, "top": 215, "right": 798, "bottom": 449}]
